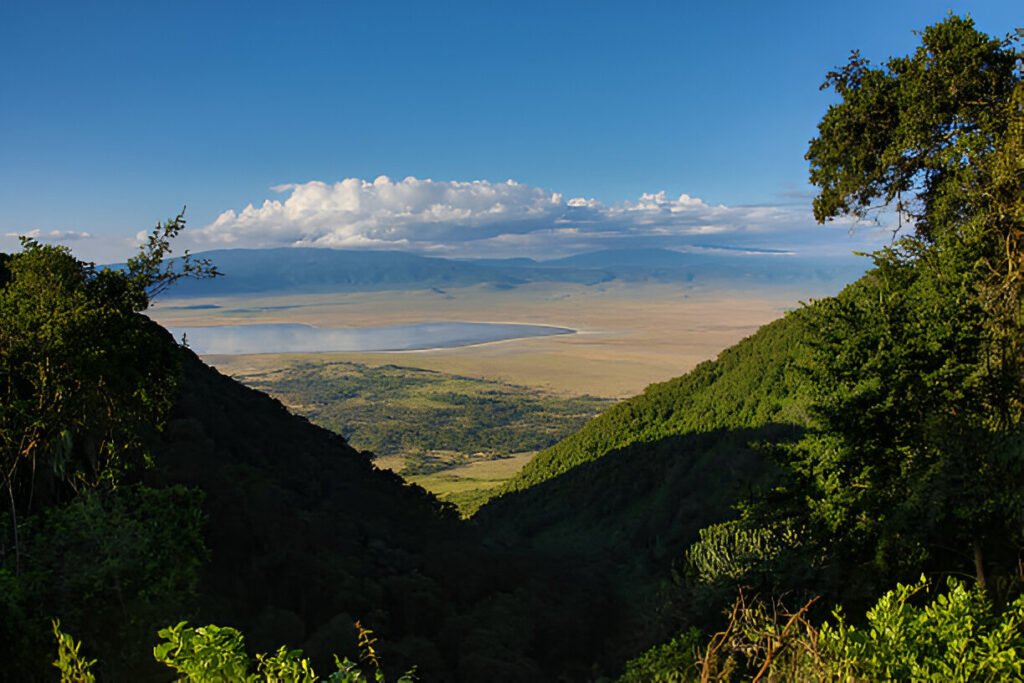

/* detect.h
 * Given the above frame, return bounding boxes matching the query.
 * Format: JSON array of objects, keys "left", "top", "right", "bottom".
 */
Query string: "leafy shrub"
[
  {"left": 52, "top": 620, "right": 96, "bottom": 683},
  {"left": 684, "top": 520, "right": 795, "bottom": 585},
  {"left": 818, "top": 577, "right": 1024, "bottom": 681},
  {"left": 2, "top": 484, "right": 207, "bottom": 680},
  {"left": 153, "top": 620, "right": 417, "bottom": 682},
  {"left": 154, "top": 623, "right": 253, "bottom": 682},
  {"left": 618, "top": 628, "right": 702, "bottom": 682},
  {"left": 632, "top": 578, "right": 1024, "bottom": 682}
]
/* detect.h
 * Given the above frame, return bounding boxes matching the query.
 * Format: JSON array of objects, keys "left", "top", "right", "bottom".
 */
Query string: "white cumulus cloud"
[{"left": 192, "top": 176, "right": 891, "bottom": 259}]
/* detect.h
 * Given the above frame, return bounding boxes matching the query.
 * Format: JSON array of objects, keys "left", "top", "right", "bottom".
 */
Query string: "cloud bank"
[
  {"left": 193, "top": 176, "right": 890, "bottom": 259},
  {"left": 4, "top": 229, "right": 93, "bottom": 241}
]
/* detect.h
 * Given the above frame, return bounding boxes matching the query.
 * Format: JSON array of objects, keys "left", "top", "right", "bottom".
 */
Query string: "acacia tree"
[
  {"left": 764, "top": 16, "right": 1024, "bottom": 598},
  {"left": 0, "top": 211, "right": 218, "bottom": 572}
]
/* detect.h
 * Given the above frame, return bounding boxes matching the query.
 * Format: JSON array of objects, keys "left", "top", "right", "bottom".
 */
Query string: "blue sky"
[{"left": 1, "top": 1, "right": 1018, "bottom": 262}]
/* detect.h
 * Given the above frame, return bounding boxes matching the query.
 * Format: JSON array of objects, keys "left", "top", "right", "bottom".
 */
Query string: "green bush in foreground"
[
  {"left": 53, "top": 619, "right": 416, "bottom": 683},
  {"left": 154, "top": 620, "right": 417, "bottom": 683},
  {"left": 52, "top": 620, "right": 96, "bottom": 683},
  {"left": 626, "top": 577, "right": 1024, "bottom": 682},
  {"left": 818, "top": 578, "right": 1024, "bottom": 682},
  {"left": 617, "top": 628, "right": 702, "bottom": 683}
]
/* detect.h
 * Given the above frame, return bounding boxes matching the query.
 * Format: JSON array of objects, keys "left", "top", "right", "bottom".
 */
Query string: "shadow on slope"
[
  {"left": 476, "top": 423, "right": 803, "bottom": 665},
  {"left": 142, "top": 349, "right": 614, "bottom": 681},
  {"left": 120, "top": 307, "right": 815, "bottom": 678}
]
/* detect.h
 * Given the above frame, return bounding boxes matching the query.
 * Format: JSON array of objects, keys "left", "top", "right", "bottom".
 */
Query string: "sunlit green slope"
[{"left": 494, "top": 305, "right": 814, "bottom": 496}]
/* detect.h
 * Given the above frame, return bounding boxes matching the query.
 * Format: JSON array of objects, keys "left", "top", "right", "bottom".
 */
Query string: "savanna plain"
[
  {"left": 149, "top": 280, "right": 806, "bottom": 506},
  {"left": 151, "top": 281, "right": 803, "bottom": 397}
]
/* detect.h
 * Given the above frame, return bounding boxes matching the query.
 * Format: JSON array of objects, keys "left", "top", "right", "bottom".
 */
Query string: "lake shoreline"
[{"left": 167, "top": 320, "right": 576, "bottom": 355}]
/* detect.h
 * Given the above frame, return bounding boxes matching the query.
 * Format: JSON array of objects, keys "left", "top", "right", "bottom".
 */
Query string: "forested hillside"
[
  {"left": 469, "top": 300, "right": 814, "bottom": 663},
  {"left": 614, "top": 16, "right": 1024, "bottom": 679},
  {"left": 492, "top": 308, "right": 812, "bottom": 493}
]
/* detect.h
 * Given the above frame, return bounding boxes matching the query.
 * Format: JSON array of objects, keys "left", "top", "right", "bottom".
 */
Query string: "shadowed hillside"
[
  {"left": 142, "top": 300, "right": 825, "bottom": 677},
  {"left": 141, "top": 348, "right": 616, "bottom": 681}
]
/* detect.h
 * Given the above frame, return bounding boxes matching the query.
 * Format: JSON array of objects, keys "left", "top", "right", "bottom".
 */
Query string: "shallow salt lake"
[{"left": 166, "top": 321, "right": 574, "bottom": 354}]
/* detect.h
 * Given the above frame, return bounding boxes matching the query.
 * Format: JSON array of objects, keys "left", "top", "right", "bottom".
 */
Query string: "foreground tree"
[
  {"left": 0, "top": 212, "right": 217, "bottom": 538},
  {"left": 638, "top": 19, "right": 1023, "bottom": 678},
  {"left": 0, "top": 212, "right": 217, "bottom": 679},
  {"left": 779, "top": 16, "right": 1024, "bottom": 597}
]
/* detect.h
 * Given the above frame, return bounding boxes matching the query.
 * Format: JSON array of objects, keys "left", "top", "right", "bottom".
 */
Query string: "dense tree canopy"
[
  {"left": 760, "top": 15, "right": 1024, "bottom": 600},
  {"left": 807, "top": 16, "right": 1020, "bottom": 237},
  {"left": 0, "top": 213, "right": 219, "bottom": 680},
  {"left": 1, "top": 243, "right": 174, "bottom": 511},
  {"left": 0, "top": 212, "right": 218, "bottom": 521},
  {"left": 622, "top": 18, "right": 1024, "bottom": 679}
]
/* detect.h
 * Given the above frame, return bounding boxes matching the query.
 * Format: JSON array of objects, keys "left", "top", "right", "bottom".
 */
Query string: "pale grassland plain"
[
  {"left": 151, "top": 281, "right": 804, "bottom": 398},
  {"left": 148, "top": 281, "right": 810, "bottom": 510}
]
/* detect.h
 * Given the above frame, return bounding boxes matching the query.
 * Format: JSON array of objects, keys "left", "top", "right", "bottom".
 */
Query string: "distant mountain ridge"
[{"left": 158, "top": 247, "right": 868, "bottom": 296}]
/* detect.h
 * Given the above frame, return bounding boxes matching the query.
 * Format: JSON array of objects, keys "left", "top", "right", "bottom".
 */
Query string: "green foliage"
[
  {"left": 153, "top": 620, "right": 416, "bottom": 683},
  {"left": 497, "top": 308, "right": 812, "bottom": 493},
  {"left": 790, "top": 580, "right": 1016, "bottom": 681},
  {"left": 743, "top": 15, "right": 1024, "bottom": 604},
  {"left": 617, "top": 628, "right": 701, "bottom": 683},
  {"left": 127, "top": 209, "right": 221, "bottom": 301},
  {"left": 0, "top": 240, "right": 180, "bottom": 510},
  {"left": 0, "top": 214, "right": 220, "bottom": 680},
  {"left": 625, "top": 24, "right": 1024, "bottom": 683},
  {"left": 684, "top": 520, "right": 796, "bottom": 586},
  {"left": 0, "top": 211, "right": 218, "bottom": 594},
  {"left": 258, "top": 647, "right": 320, "bottom": 683},
  {"left": 154, "top": 622, "right": 255, "bottom": 682},
  {"left": 1, "top": 484, "right": 207, "bottom": 680},
  {"left": 640, "top": 578, "right": 1024, "bottom": 682},
  {"left": 802, "top": 255, "right": 1018, "bottom": 560},
  {"left": 806, "top": 15, "right": 1020, "bottom": 235},
  {"left": 52, "top": 620, "right": 97, "bottom": 683},
  {"left": 819, "top": 577, "right": 1024, "bottom": 681}
]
